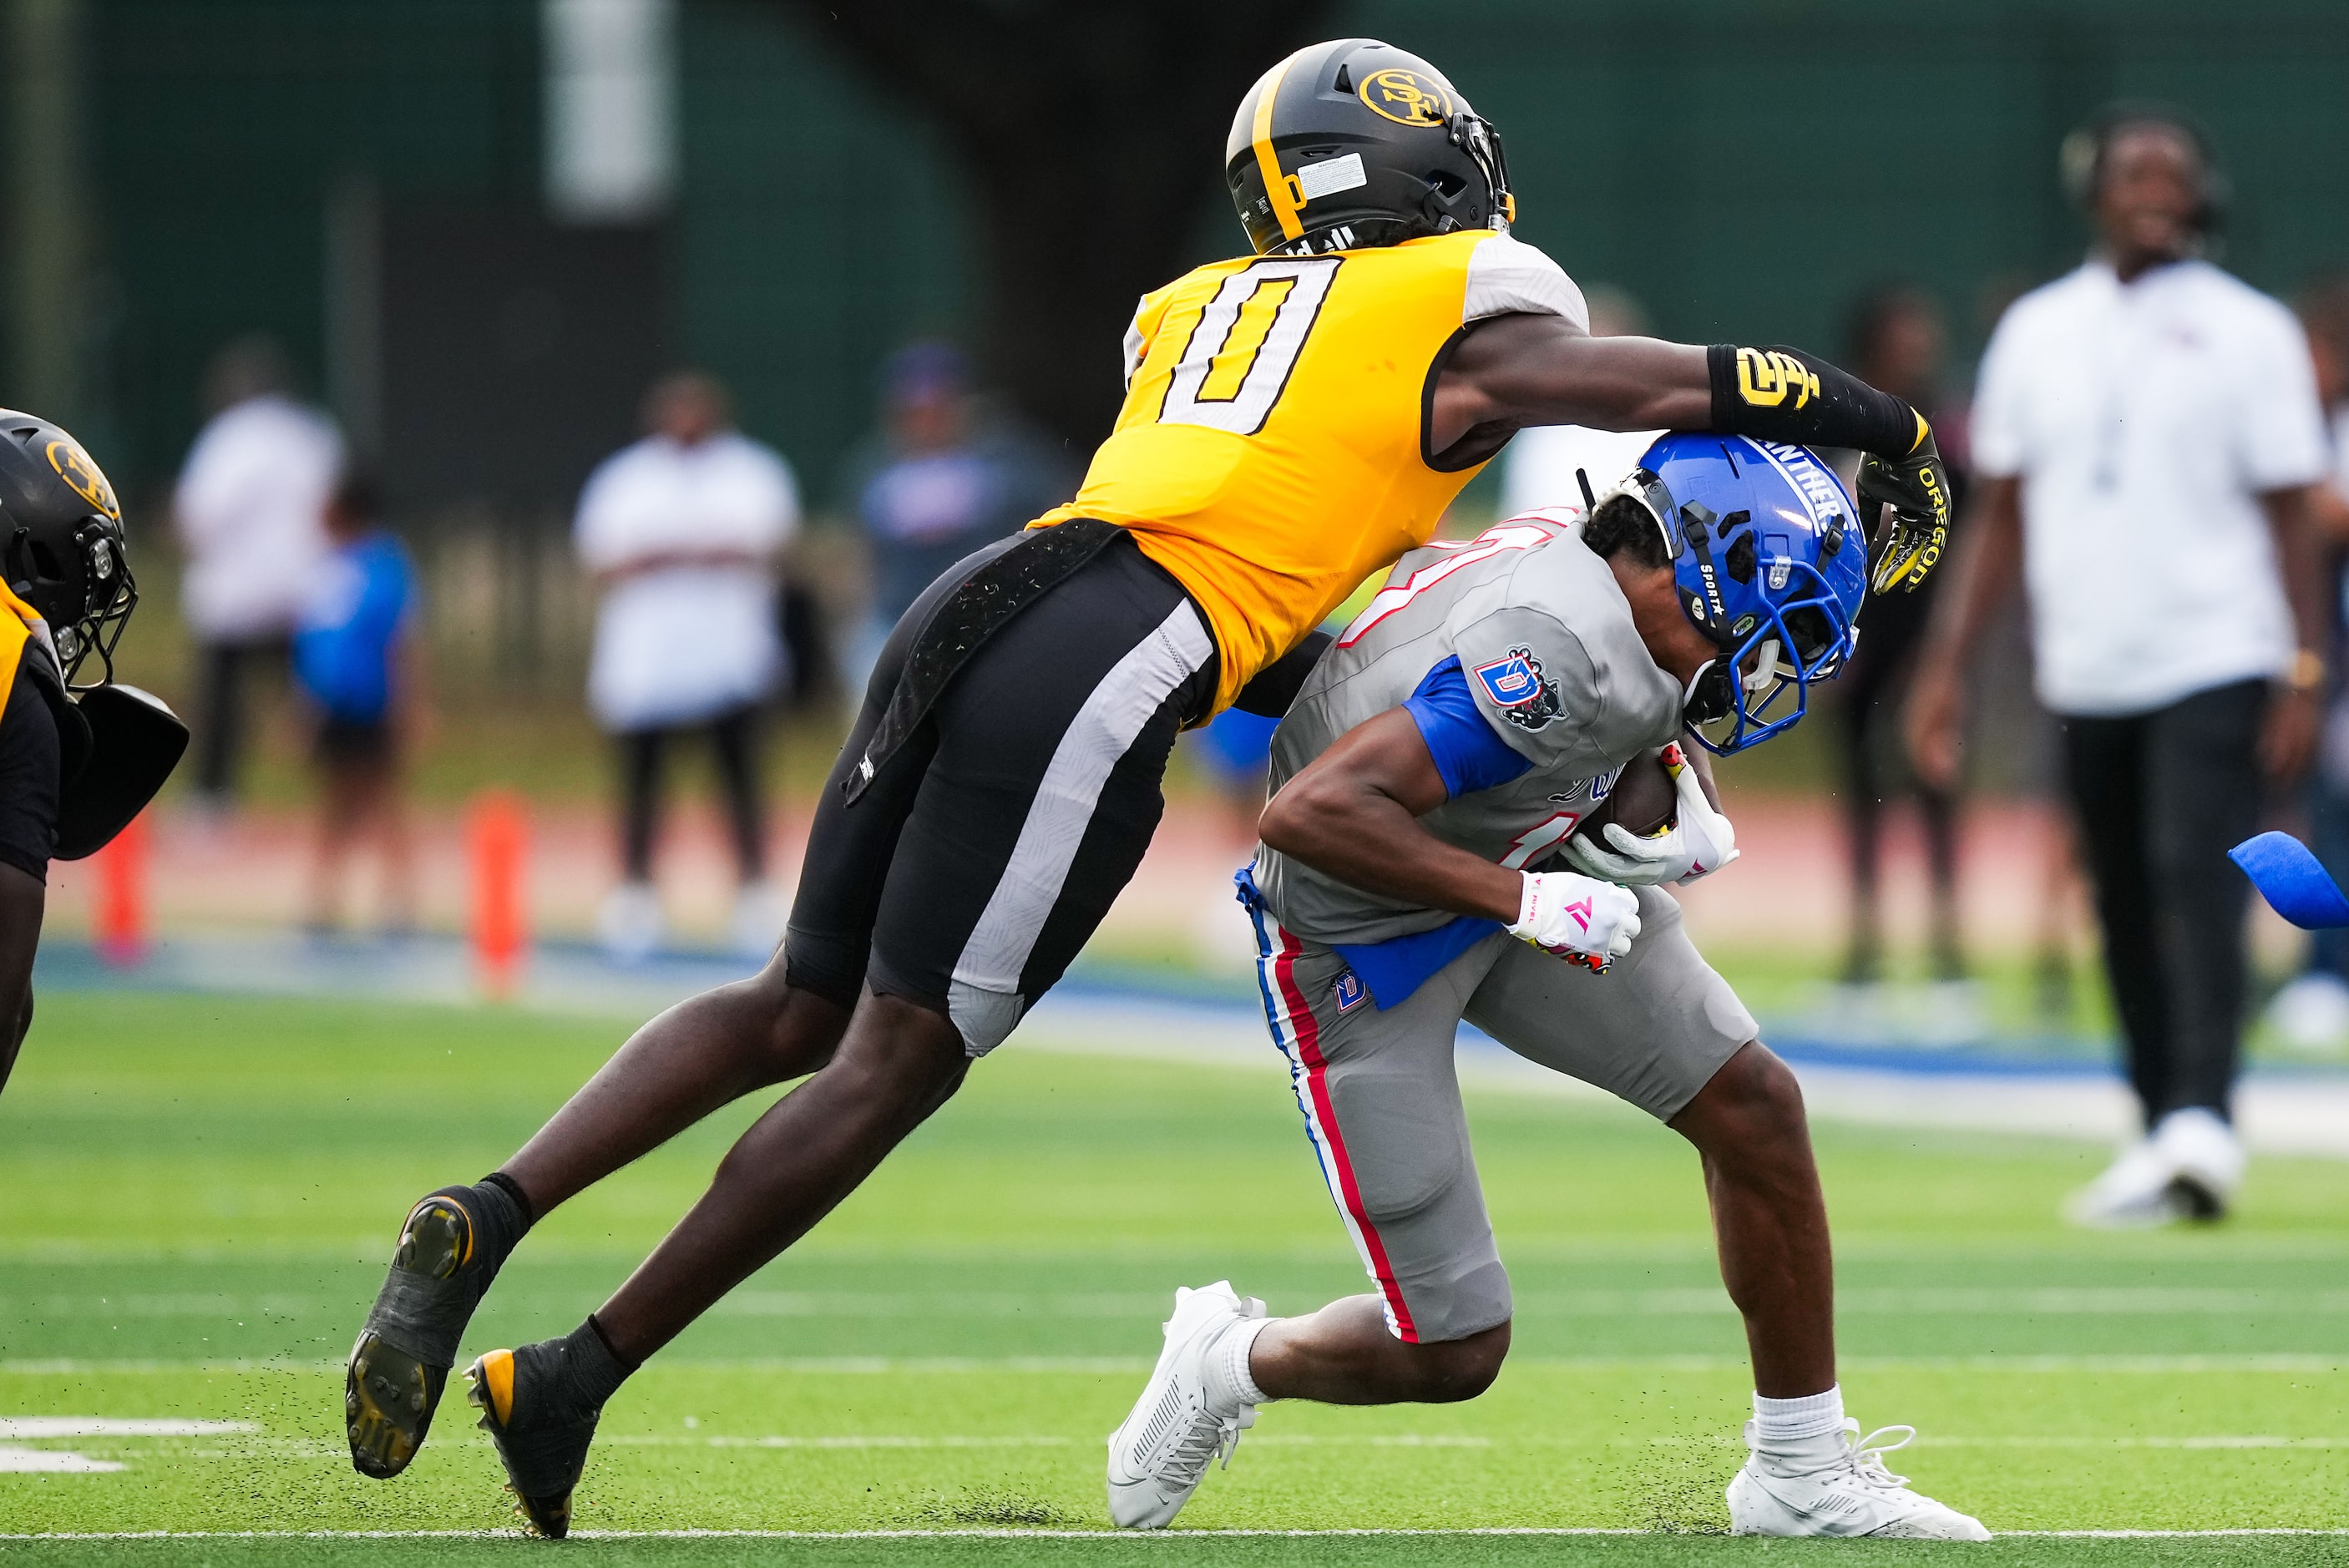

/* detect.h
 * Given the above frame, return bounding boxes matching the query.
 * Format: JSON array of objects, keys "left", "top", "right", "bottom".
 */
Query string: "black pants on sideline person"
[
  {"left": 2061, "top": 679, "right": 2266, "bottom": 1128},
  {"left": 618, "top": 704, "right": 766, "bottom": 884},
  {"left": 192, "top": 636, "right": 287, "bottom": 802}
]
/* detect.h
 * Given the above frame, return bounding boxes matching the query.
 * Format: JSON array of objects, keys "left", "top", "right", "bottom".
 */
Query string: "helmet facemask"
[{"left": 8, "top": 515, "right": 138, "bottom": 690}]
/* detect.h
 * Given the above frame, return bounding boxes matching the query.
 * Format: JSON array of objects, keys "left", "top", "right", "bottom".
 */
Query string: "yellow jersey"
[{"left": 1035, "top": 229, "right": 1587, "bottom": 714}]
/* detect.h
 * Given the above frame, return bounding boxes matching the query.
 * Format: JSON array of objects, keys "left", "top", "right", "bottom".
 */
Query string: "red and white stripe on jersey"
[
  {"left": 1334, "top": 523, "right": 1553, "bottom": 650},
  {"left": 1249, "top": 913, "right": 1420, "bottom": 1343}
]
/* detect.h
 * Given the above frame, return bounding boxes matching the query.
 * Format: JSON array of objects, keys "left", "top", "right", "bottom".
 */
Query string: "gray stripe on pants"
[{"left": 947, "top": 599, "right": 1214, "bottom": 1055}]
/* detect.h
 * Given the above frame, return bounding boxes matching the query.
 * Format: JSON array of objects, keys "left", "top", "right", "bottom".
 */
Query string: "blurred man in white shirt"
[
  {"left": 575, "top": 372, "right": 800, "bottom": 961},
  {"left": 1909, "top": 108, "right": 2331, "bottom": 1226},
  {"left": 172, "top": 337, "right": 340, "bottom": 807}
]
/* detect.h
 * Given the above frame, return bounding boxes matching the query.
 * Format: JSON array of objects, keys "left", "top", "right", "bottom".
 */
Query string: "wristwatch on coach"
[{"left": 2286, "top": 647, "right": 2327, "bottom": 695}]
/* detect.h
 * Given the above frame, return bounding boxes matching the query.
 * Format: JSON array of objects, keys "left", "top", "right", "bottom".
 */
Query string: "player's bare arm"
[
  {"left": 1434, "top": 313, "right": 1956, "bottom": 593},
  {"left": 1260, "top": 708, "right": 1516, "bottom": 922},
  {"left": 1261, "top": 540, "right": 1723, "bottom": 920},
  {"left": 0, "top": 862, "right": 43, "bottom": 1096}
]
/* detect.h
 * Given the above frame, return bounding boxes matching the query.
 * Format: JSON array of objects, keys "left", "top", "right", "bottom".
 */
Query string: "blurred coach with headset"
[
  {"left": 1907, "top": 107, "right": 2331, "bottom": 1227},
  {"left": 0, "top": 412, "right": 187, "bottom": 1102}
]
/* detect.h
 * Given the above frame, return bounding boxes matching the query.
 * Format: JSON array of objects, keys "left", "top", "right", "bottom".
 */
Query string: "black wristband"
[{"left": 1705, "top": 343, "right": 1921, "bottom": 458}]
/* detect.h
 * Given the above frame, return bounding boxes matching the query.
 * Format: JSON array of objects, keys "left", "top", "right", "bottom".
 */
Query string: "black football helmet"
[
  {"left": 0, "top": 410, "right": 135, "bottom": 688},
  {"left": 1226, "top": 39, "right": 1514, "bottom": 257}
]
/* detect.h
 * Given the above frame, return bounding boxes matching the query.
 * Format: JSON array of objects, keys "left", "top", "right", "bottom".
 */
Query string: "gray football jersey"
[{"left": 1253, "top": 513, "right": 1683, "bottom": 948}]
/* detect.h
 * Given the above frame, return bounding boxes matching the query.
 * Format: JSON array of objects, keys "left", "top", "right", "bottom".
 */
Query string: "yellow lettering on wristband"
[{"left": 1734, "top": 347, "right": 1820, "bottom": 409}]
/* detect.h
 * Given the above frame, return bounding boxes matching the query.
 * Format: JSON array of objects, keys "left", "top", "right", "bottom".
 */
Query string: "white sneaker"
[
  {"left": 1106, "top": 1282, "right": 1263, "bottom": 1530},
  {"left": 2265, "top": 972, "right": 2349, "bottom": 1055},
  {"left": 1727, "top": 1419, "right": 1989, "bottom": 1540},
  {"left": 597, "top": 881, "right": 665, "bottom": 964},
  {"left": 2063, "top": 1138, "right": 2183, "bottom": 1229},
  {"left": 2152, "top": 1107, "right": 2244, "bottom": 1219},
  {"left": 728, "top": 880, "right": 788, "bottom": 962}
]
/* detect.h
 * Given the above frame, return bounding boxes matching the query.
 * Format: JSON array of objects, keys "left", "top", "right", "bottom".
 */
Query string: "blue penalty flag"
[{"left": 2230, "top": 830, "right": 2349, "bottom": 929}]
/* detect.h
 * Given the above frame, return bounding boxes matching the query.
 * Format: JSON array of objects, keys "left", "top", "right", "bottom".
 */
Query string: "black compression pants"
[
  {"left": 785, "top": 530, "right": 1217, "bottom": 1056},
  {"left": 2060, "top": 680, "right": 2267, "bottom": 1126}
]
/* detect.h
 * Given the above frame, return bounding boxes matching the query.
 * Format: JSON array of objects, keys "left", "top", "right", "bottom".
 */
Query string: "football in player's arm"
[
  {"left": 1106, "top": 435, "right": 1987, "bottom": 1539},
  {"left": 0, "top": 412, "right": 188, "bottom": 1101},
  {"left": 341, "top": 38, "right": 1952, "bottom": 1535}
]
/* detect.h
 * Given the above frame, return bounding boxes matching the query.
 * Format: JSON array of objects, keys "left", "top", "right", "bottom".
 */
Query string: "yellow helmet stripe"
[{"left": 1251, "top": 48, "right": 1312, "bottom": 243}]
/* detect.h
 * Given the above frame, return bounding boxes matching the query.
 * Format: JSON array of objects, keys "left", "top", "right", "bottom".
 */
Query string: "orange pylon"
[
  {"left": 93, "top": 812, "right": 149, "bottom": 967},
  {"left": 467, "top": 791, "right": 529, "bottom": 998}
]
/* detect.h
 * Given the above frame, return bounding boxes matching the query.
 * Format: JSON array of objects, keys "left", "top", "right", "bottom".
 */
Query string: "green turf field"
[{"left": 3, "top": 994, "right": 2347, "bottom": 1565}]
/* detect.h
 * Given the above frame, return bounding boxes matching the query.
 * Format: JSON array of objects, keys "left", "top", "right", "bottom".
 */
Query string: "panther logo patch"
[{"left": 1472, "top": 646, "right": 1564, "bottom": 732}]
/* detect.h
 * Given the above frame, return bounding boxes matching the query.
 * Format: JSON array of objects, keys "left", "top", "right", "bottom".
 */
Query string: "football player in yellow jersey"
[
  {"left": 0, "top": 412, "right": 186, "bottom": 1105},
  {"left": 347, "top": 38, "right": 1952, "bottom": 1532}
]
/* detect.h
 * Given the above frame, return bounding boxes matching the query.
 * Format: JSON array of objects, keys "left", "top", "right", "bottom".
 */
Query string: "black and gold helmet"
[
  {"left": 1225, "top": 39, "right": 1514, "bottom": 257},
  {"left": 0, "top": 410, "right": 135, "bottom": 688}
]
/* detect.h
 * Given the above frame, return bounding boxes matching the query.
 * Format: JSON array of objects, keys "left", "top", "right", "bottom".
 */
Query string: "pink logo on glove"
[{"left": 1564, "top": 897, "right": 1592, "bottom": 931}]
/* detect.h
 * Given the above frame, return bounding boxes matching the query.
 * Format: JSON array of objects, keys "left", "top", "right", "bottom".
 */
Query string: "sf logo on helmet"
[
  {"left": 1358, "top": 68, "right": 1450, "bottom": 126},
  {"left": 44, "top": 438, "right": 119, "bottom": 521}
]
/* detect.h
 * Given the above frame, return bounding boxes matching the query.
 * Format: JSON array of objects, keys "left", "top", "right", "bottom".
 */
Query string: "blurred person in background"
[
  {"left": 1907, "top": 107, "right": 2331, "bottom": 1226},
  {"left": 2262, "top": 278, "right": 2349, "bottom": 1050},
  {"left": 292, "top": 468, "right": 422, "bottom": 938},
  {"left": 575, "top": 372, "right": 800, "bottom": 963},
  {"left": 837, "top": 342, "right": 1073, "bottom": 701},
  {"left": 1832, "top": 286, "right": 1969, "bottom": 992},
  {"left": 171, "top": 336, "right": 339, "bottom": 812},
  {"left": 1496, "top": 284, "right": 1657, "bottom": 517},
  {"left": 0, "top": 412, "right": 185, "bottom": 1103}
]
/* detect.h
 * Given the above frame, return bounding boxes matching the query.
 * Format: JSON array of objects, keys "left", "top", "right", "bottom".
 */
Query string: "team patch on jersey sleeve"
[{"left": 1471, "top": 647, "right": 1565, "bottom": 731}]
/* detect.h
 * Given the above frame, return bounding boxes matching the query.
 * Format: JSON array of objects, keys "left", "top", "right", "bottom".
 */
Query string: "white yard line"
[
  {"left": 0, "top": 1419, "right": 255, "bottom": 1437},
  {"left": 0, "top": 1447, "right": 122, "bottom": 1474},
  {"left": 7, "top": 1526, "right": 2349, "bottom": 1540},
  {"left": 8, "top": 1353, "right": 2347, "bottom": 1375}
]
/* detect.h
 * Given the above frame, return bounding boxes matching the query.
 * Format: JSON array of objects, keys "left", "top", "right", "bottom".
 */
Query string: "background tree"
[{"left": 781, "top": 0, "right": 1339, "bottom": 452}]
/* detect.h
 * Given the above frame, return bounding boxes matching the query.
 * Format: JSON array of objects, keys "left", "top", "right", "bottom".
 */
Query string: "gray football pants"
[{"left": 1248, "top": 885, "right": 1756, "bottom": 1343}]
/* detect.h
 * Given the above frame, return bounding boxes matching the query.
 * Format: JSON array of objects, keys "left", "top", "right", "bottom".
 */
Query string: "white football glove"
[
  {"left": 1508, "top": 869, "right": 1642, "bottom": 972},
  {"left": 1561, "top": 742, "right": 1741, "bottom": 887}
]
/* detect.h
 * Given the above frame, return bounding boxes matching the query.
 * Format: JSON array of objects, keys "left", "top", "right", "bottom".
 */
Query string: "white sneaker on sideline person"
[
  {"left": 2152, "top": 1106, "right": 2245, "bottom": 1219},
  {"left": 597, "top": 880, "right": 665, "bottom": 964},
  {"left": 1106, "top": 1282, "right": 1264, "bottom": 1529},
  {"left": 729, "top": 880, "right": 788, "bottom": 962},
  {"left": 2265, "top": 971, "right": 2349, "bottom": 1055},
  {"left": 2063, "top": 1137, "right": 2183, "bottom": 1229},
  {"left": 1727, "top": 1419, "right": 1989, "bottom": 1540}
]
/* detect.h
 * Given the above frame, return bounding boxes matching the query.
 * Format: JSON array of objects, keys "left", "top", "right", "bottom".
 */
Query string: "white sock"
[
  {"left": 1202, "top": 1315, "right": 1272, "bottom": 1415},
  {"left": 1752, "top": 1384, "right": 1844, "bottom": 1447}
]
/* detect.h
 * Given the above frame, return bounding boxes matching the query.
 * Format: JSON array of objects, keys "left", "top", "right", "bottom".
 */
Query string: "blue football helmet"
[{"left": 1598, "top": 432, "right": 1866, "bottom": 755}]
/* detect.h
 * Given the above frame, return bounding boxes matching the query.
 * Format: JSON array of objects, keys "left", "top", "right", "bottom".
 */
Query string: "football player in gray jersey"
[{"left": 1107, "top": 434, "right": 1989, "bottom": 1540}]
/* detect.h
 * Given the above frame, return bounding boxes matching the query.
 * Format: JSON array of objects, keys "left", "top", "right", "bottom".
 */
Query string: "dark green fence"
[{"left": 18, "top": 0, "right": 2349, "bottom": 503}]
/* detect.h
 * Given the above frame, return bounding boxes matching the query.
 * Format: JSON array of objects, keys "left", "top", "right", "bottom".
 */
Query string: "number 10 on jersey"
[{"left": 1157, "top": 257, "right": 1340, "bottom": 436}]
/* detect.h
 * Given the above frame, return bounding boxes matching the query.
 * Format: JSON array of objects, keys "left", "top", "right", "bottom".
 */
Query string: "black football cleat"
[
  {"left": 465, "top": 1343, "right": 610, "bottom": 1540},
  {"left": 347, "top": 1183, "right": 524, "bottom": 1479}
]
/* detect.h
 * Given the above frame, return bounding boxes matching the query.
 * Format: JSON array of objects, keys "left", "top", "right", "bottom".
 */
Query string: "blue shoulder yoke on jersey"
[
  {"left": 1403, "top": 657, "right": 1531, "bottom": 799},
  {"left": 1237, "top": 660, "right": 1532, "bottom": 1011}
]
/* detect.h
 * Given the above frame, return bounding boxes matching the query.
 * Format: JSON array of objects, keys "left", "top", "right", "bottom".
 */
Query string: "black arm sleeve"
[
  {"left": 1233, "top": 630, "right": 1332, "bottom": 718},
  {"left": 1706, "top": 343, "right": 1924, "bottom": 458}
]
